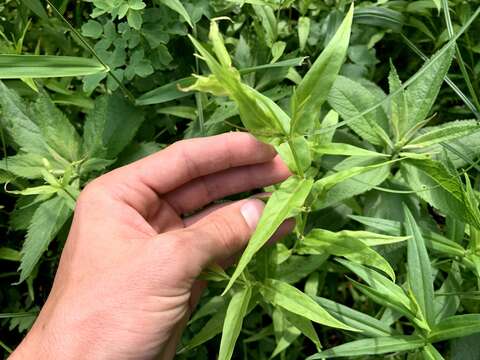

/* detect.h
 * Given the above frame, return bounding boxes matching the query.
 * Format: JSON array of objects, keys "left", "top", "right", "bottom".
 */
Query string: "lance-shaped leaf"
[
  {"left": 404, "top": 205, "right": 435, "bottom": 326},
  {"left": 306, "top": 336, "right": 425, "bottom": 359},
  {"left": 18, "top": 196, "right": 72, "bottom": 282},
  {"left": 275, "top": 254, "right": 328, "bottom": 284},
  {"left": 328, "top": 75, "right": 390, "bottom": 146},
  {"left": 156, "top": 0, "right": 193, "bottom": 28},
  {"left": 299, "top": 228, "right": 401, "bottom": 280},
  {"left": 388, "top": 61, "right": 407, "bottom": 140},
  {"left": 218, "top": 286, "right": 252, "bottom": 360},
  {"left": 349, "top": 215, "right": 466, "bottom": 257},
  {"left": 312, "top": 143, "right": 389, "bottom": 157},
  {"left": 428, "top": 314, "right": 480, "bottom": 342},
  {"left": 282, "top": 309, "right": 321, "bottom": 350},
  {"left": 405, "top": 120, "right": 480, "bottom": 149},
  {"left": 337, "top": 259, "right": 413, "bottom": 312},
  {"left": 259, "top": 279, "right": 356, "bottom": 331},
  {"left": 292, "top": 4, "right": 353, "bottom": 134},
  {"left": 224, "top": 176, "right": 313, "bottom": 293},
  {"left": 312, "top": 159, "right": 394, "bottom": 207},
  {"left": 422, "top": 344, "right": 445, "bottom": 360},
  {"left": 314, "top": 296, "right": 393, "bottom": 337},
  {"left": 404, "top": 45, "right": 454, "bottom": 133},
  {"left": 0, "top": 55, "right": 107, "bottom": 78}
]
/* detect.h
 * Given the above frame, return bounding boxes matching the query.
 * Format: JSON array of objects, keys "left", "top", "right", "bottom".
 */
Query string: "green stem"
[{"left": 287, "top": 139, "right": 304, "bottom": 177}]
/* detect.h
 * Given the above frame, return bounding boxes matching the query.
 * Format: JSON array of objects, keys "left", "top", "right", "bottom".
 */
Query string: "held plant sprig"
[{"left": 181, "top": 3, "right": 480, "bottom": 359}]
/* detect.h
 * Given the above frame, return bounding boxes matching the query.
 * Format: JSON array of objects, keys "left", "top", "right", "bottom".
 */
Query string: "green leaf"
[
  {"left": 259, "top": 279, "right": 356, "bottom": 331},
  {"left": 404, "top": 205, "right": 435, "bottom": 326},
  {"left": 252, "top": 4, "right": 277, "bottom": 47},
  {"left": 18, "top": 196, "right": 72, "bottom": 282},
  {"left": 312, "top": 143, "right": 389, "bottom": 157},
  {"left": 275, "top": 254, "right": 328, "bottom": 284},
  {"left": 404, "top": 46, "right": 454, "bottom": 133},
  {"left": 402, "top": 159, "right": 480, "bottom": 228},
  {"left": 405, "top": 120, "right": 480, "bottom": 149},
  {"left": 224, "top": 176, "right": 313, "bottom": 293},
  {"left": 422, "top": 344, "right": 445, "bottom": 360},
  {"left": 299, "top": 228, "right": 398, "bottom": 280},
  {"left": 429, "top": 315, "right": 480, "bottom": 342},
  {"left": 21, "top": 0, "right": 48, "bottom": 19},
  {"left": 313, "top": 109, "right": 338, "bottom": 145},
  {"left": 0, "top": 55, "right": 107, "bottom": 78},
  {"left": 157, "top": 0, "right": 193, "bottom": 27},
  {"left": 82, "top": 94, "right": 145, "bottom": 159},
  {"left": 307, "top": 336, "right": 425, "bottom": 359},
  {"left": 298, "top": 16, "right": 310, "bottom": 51},
  {"left": 314, "top": 296, "right": 393, "bottom": 337},
  {"left": 0, "top": 247, "right": 21, "bottom": 262},
  {"left": 0, "top": 81, "right": 51, "bottom": 156},
  {"left": 388, "top": 61, "right": 407, "bottom": 140},
  {"left": 293, "top": 4, "right": 353, "bottom": 134},
  {"left": 81, "top": 20, "right": 104, "bottom": 39},
  {"left": 187, "top": 31, "right": 290, "bottom": 142},
  {"left": 337, "top": 259, "right": 412, "bottom": 311},
  {"left": 32, "top": 92, "right": 81, "bottom": 162},
  {"left": 276, "top": 136, "right": 311, "bottom": 173},
  {"left": 179, "top": 306, "right": 227, "bottom": 353},
  {"left": 136, "top": 77, "right": 195, "bottom": 106},
  {"left": 328, "top": 75, "right": 390, "bottom": 146},
  {"left": 127, "top": 10, "right": 143, "bottom": 30},
  {"left": 282, "top": 309, "right": 321, "bottom": 350},
  {"left": 349, "top": 215, "right": 466, "bottom": 257},
  {"left": 218, "top": 286, "right": 252, "bottom": 360}
]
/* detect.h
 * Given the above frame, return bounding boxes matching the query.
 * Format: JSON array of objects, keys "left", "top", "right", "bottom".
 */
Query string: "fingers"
[
  {"left": 100, "top": 132, "right": 276, "bottom": 195},
  {"left": 164, "top": 155, "right": 290, "bottom": 215},
  {"left": 158, "top": 199, "right": 264, "bottom": 280}
]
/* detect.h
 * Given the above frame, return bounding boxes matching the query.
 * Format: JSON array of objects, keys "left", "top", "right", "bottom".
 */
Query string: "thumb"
[{"left": 167, "top": 199, "right": 264, "bottom": 279}]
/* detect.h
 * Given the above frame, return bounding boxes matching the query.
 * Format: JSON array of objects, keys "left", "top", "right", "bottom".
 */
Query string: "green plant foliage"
[{"left": 2, "top": 0, "right": 480, "bottom": 358}]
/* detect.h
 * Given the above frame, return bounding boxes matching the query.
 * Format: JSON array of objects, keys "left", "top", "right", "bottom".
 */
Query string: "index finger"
[{"left": 102, "top": 132, "right": 277, "bottom": 195}]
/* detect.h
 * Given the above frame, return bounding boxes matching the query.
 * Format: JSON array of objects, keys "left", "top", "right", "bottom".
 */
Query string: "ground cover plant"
[{"left": 1, "top": 0, "right": 480, "bottom": 358}]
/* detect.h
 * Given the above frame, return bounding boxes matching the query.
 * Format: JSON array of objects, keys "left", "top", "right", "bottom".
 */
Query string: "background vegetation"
[{"left": 1, "top": 0, "right": 480, "bottom": 358}]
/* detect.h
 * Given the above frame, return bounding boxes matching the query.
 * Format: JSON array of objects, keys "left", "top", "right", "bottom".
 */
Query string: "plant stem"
[{"left": 287, "top": 139, "right": 304, "bottom": 177}]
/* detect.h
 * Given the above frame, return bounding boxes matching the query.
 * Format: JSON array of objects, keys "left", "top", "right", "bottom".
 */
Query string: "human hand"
[{"left": 11, "top": 133, "right": 291, "bottom": 359}]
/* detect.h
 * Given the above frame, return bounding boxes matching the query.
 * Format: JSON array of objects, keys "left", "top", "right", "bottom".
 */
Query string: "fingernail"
[{"left": 241, "top": 199, "right": 264, "bottom": 230}]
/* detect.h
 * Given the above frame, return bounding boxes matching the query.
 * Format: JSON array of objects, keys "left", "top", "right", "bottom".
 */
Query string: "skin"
[{"left": 11, "top": 132, "right": 291, "bottom": 359}]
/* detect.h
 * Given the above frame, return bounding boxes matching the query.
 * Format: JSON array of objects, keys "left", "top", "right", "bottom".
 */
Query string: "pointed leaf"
[
  {"left": 429, "top": 315, "right": 480, "bottom": 342},
  {"left": 405, "top": 46, "right": 454, "bottom": 132},
  {"left": 218, "top": 286, "right": 252, "bottom": 360},
  {"left": 0, "top": 55, "right": 106, "bottom": 78},
  {"left": 404, "top": 205, "right": 435, "bottom": 326},
  {"left": 224, "top": 176, "right": 313, "bottom": 293},
  {"left": 259, "top": 279, "right": 356, "bottom": 331},
  {"left": 314, "top": 296, "right": 393, "bottom": 337},
  {"left": 293, "top": 4, "right": 353, "bottom": 134},
  {"left": 18, "top": 196, "right": 72, "bottom": 282},
  {"left": 307, "top": 336, "right": 425, "bottom": 359}
]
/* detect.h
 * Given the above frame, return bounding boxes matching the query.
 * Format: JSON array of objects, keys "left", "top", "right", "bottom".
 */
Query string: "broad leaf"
[
  {"left": 259, "top": 279, "right": 356, "bottom": 331},
  {"left": 18, "top": 196, "right": 72, "bottom": 282},
  {"left": 307, "top": 336, "right": 425, "bottom": 359},
  {"left": 83, "top": 94, "right": 145, "bottom": 159},
  {"left": 328, "top": 75, "right": 390, "bottom": 146},
  {"left": 292, "top": 4, "right": 353, "bottom": 134},
  {"left": 224, "top": 176, "right": 313, "bottom": 293},
  {"left": 404, "top": 46, "right": 454, "bottom": 133}
]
